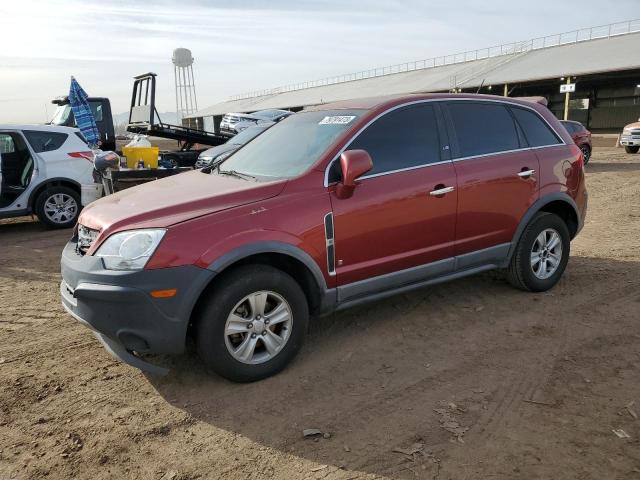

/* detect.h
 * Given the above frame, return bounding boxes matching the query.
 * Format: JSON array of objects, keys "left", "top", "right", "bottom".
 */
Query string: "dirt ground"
[{"left": 1, "top": 147, "right": 640, "bottom": 480}]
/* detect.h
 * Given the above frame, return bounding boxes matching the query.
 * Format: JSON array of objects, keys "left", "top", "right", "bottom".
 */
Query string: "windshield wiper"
[
  {"left": 217, "top": 168, "right": 256, "bottom": 181},
  {"left": 202, "top": 157, "right": 226, "bottom": 174}
]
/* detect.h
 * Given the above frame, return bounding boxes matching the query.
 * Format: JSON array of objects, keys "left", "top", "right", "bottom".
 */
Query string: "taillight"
[
  {"left": 570, "top": 144, "right": 584, "bottom": 171},
  {"left": 68, "top": 151, "right": 95, "bottom": 162}
]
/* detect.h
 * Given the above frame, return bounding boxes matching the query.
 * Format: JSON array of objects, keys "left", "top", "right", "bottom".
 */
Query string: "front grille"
[{"left": 77, "top": 224, "right": 99, "bottom": 255}]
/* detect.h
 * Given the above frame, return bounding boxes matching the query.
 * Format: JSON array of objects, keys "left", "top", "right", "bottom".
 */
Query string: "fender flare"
[
  {"left": 28, "top": 177, "right": 82, "bottom": 209},
  {"left": 504, "top": 192, "right": 579, "bottom": 266},
  {"left": 206, "top": 240, "right": 328, "bottom": 291}
]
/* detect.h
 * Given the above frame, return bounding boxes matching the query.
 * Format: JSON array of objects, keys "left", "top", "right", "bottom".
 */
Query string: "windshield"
[
  {"left": 229, "top": 125, "right": 269, "bottom": 145},
  {"left": 51, "top": 101, "right": 103, "bottom": 126},
  {"left": 51, "top": 105, "right": 72, "bottom": 125},
  {"left": 219, "top": 109, "right": 364, "bottom": 179}
]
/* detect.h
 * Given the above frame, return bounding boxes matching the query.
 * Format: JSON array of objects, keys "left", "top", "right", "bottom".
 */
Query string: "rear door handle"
[
  {"left": 429, "top": 186, "right": 455, "bottom": 196},
  {"left": 517, "top": 169, "right": 536, "bottom": 178}
]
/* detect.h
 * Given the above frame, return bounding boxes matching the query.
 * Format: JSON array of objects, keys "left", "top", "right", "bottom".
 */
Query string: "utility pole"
[
  {"left": 503, "top": 84, "right": 508, "bottom": 97},
  {"left": 563, "top": 77, "right": 571, "bottom": 120}
]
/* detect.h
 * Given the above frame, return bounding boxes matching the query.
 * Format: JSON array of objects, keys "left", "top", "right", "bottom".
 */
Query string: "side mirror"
[{"left": 336, "top": 149, "right": 373, "bottom": 198}]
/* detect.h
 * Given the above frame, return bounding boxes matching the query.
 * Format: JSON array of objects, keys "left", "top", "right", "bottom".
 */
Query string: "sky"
[{"left": 0, "top": 0, "right": 634, "bottom": 123}]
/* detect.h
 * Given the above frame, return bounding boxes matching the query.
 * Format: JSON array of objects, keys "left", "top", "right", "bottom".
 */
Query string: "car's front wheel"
[
  {"left": 625, "top": 146, "right": 639, "bottom": 154},
  {"left": 507, "top": 212, "right": 570, "bottom": 292},
  {"left": 195, "top": 265, "right": 309, "bottom": 382},
  {"left": 35, "top": 186, "right": 80, "bottom": 229}
]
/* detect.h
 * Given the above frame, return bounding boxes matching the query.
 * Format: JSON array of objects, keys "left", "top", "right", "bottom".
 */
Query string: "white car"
[{"left": 0, "top": 125, "right": 101, "bottom": 228}]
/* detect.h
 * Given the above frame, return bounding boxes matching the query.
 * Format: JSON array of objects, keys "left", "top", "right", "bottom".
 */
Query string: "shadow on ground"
[{"left": 145, "top": 255, "right": 640, "bottom": 478}]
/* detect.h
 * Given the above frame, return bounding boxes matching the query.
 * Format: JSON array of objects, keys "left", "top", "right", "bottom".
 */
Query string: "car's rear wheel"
[
  {"left": 580, "top": 144, "right": 591, "bottom": 164},
  {"left": 195, "top": 265, "right": 309, "bottom": 382},
  {"left": 35, "top": 186, "right": 80, "bottom": 229},
  {"left": 507, "top": 212, "right": 570, "bottom": 292},
  {"left": 624, "top": 146, "right": 639, "bottom": 154}
]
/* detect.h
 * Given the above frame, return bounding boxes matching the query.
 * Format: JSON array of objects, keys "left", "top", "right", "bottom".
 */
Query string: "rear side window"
[
  {"left": 511, "top": 107, "right": 561, "bottom": 147},
  {"left": 446, "top": 102, "right": 519, "bottom": 158},
  {"left": 347, "top": 104, "right": 441, "bottom": 176},
  {"left": 561, "top": 122, "right": 575, "bottom": 134},
  {"left": 23, "top": 130, "right": 68, "bottom": 152}
]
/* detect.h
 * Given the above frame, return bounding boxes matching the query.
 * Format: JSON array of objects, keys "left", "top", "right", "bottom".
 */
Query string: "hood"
[
  {"left": 624, "top": 122, "right": 640, "bottom": 130},
  {"left": 79, "top": 170, "right": 286, "bottom": 234}
]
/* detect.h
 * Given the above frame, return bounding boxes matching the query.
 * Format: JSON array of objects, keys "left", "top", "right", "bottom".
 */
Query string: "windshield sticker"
[{"left": 319, "top": 115, "right": 356, "bottom": 125}]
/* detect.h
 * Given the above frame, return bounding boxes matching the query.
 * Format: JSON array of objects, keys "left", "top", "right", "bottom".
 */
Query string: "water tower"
[{"left": 172, "top": 48, "right": 198, "bottom": 122}]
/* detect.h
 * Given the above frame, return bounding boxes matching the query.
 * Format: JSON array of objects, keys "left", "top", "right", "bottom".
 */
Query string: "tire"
[
  {"left": 624, "top": 146, "right": 639, "bottom": 154},
  {"left": 580, "top": 144, "right": 591, "bottom": 164},
  {"left": 195, "top": 265, "right": 309, "bottom": 382},
  {"left": 34, "top": 186, "right": 80, "bottom": 229},
  {"left": 506, "top": 212, "right": 570, "bottom": 292}
]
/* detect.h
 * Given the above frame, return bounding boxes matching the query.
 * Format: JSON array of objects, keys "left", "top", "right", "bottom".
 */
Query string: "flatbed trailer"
[
  {"left": 99, "top": 166, "right": 192, "bottom": 195},
  {"left": 126, "top": 73, "right": 229, "bottom": 167}
]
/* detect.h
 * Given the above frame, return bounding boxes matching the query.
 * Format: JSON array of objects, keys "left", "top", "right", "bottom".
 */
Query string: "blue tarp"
[{"left": 68, "top": 76, "right": 100, "bottom": 148}]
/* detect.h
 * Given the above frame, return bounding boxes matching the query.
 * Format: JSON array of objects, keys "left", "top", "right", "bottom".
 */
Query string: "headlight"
[
  {"left": 95, "top": 229, "right": 166, "bottom": 270},
  {"left": 198, "top": 155, "right": 213, "bottom": 162}
]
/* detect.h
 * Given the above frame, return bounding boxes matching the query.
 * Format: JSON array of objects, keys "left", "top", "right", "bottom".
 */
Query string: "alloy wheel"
[
  {"left": 224, "top": 291, "right": 293, "bottom": 364},
  {"left": 44, "top": 193, "right": 78, "bottom": 225},
  {"left": 530, "top": 228, "right": 563, "bottom": 280},
  {"left": 580, "top": 145, "right": 590, "bottom": 162}
]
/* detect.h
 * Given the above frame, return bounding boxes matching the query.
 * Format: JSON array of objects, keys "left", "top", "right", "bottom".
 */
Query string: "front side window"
[
  {"left": 447, "top": 102, "right": 520, "bottom": 158},
  {"left": 218, "top": 109, "right": 364, "bottom": 179},
  {"left": 512, "top": 107, "right": 561, "bottom": 147},
  {"left": 24, "top": 131, "right": 68, "bottom": 152},
  {"left": 345, "top": 104, "right": 442, "bottom": 177}
]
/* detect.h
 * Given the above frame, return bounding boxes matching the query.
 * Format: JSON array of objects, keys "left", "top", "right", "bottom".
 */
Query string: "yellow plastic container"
[{"left": 122, "top": 146, "right": 160, "bottom": 169}]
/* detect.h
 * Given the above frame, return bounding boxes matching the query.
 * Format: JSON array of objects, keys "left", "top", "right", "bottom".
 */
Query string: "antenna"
[{"left": 172, "top": 48, "right": 198, "bottom": 123}]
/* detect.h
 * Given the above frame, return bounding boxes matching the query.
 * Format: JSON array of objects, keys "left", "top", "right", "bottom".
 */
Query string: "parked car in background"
[
  {"left": 220, "top": 109, "right": 292, "bottom": 135},
  {"left": 620, "top": 119, "right": 640, "bottom": 154},
  {"left": 0, "top": 125, "right": 100, "bottom": 228},
  {"left": 195, "top": 123, "right": 273, "bottom": 169},
  {"left": 560, "top": 120, "right": 592, "bottom": 163},
  {"left": 61, "top": 93, "right": 586, "bottom": 382}
]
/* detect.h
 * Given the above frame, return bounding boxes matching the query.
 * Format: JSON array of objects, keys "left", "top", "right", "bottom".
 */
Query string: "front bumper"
[
  {"left": 60, "top": 240, "right": 214, "bottom": 373},
  {"left": 620, "top": 135, "right": 640, "bottom": 147}
]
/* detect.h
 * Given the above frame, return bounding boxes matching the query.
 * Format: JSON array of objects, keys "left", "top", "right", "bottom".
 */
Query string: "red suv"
[
  {"left": 560, "top": 120, "right": 592, "bottom": 164},
  {"left": 61, "top": 94, "right": 587, "bottom": 382}
]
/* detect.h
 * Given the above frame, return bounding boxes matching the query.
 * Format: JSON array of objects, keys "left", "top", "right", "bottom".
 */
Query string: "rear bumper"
[{"left": 60, "top": 240, "right": 214, "bottom": 372}]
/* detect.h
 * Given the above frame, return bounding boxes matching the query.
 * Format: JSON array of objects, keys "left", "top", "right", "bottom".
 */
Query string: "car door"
[
  {"left": 328, "top": 103, "right": 458, "bottom": 300},
  {"left": 442, "top": 100, "right": 540, "bottom": 263}
]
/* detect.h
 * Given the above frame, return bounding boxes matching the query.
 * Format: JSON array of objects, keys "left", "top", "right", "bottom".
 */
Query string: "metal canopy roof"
[{"left": 188, "top": 25, "right": 640, "bottom": 119}]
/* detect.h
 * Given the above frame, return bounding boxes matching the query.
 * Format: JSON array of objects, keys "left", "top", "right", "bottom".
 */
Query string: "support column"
[
  {"left": 563, "top": 77, "right": 571, "bottom": 121},
  {"left": 503, "top": 84, "right": 508, "bottom": 97}
]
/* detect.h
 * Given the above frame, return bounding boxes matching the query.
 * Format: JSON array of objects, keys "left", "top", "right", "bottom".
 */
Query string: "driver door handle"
[
  {"left": 517, "top": 169, "right": 536, "bottom": 178},
  {"left": 429, "top": 186, "right": 455, "bottom": 196}
]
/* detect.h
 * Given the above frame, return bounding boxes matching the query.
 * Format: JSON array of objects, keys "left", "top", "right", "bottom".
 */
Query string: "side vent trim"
[{"left": 324, "top": 212, "right": 336, "bottom": 276}]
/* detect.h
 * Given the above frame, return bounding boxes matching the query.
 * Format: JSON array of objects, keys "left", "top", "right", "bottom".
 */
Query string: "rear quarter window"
[
  {"left": 23, "top": 130, "right": 68, "bottom": 152},
  {"left": 446, "top": 102, "right": 520, "bottom": 158},
  {"left": 511, "top": 107, "right": 562, "bottom": 147}
]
